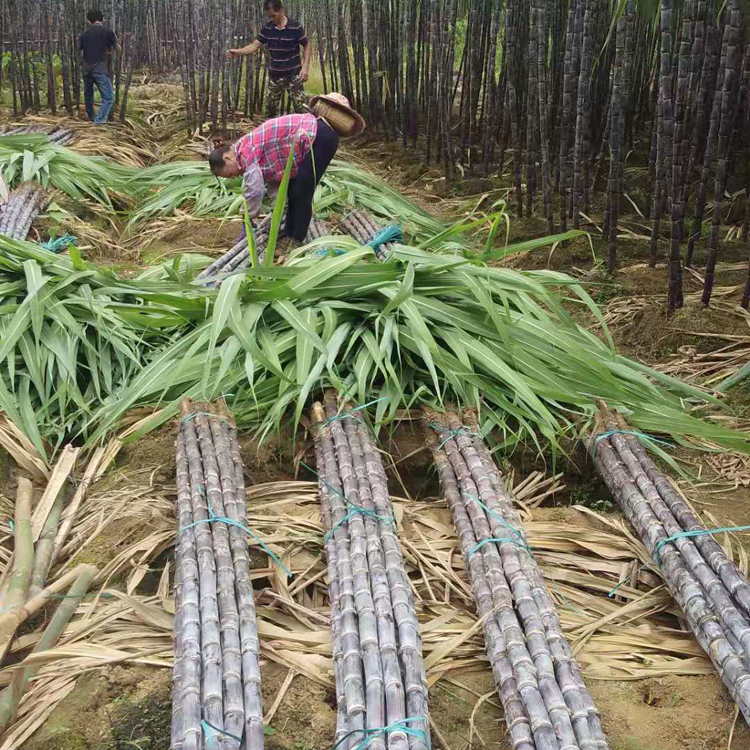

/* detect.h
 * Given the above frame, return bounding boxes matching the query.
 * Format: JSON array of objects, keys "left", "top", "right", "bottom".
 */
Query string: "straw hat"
[{"left": 310, "top": 93, "right": 366, "bottom": 138}]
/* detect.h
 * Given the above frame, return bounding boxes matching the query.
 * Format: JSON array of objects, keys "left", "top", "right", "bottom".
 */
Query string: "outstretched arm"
[{"left": 228, "top": 40, "right": 262, "bottom": 58}]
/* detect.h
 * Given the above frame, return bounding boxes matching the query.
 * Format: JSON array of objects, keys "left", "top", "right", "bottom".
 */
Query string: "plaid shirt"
[{"left": 235, "top": 114, "right": 317, "bottom": 183}]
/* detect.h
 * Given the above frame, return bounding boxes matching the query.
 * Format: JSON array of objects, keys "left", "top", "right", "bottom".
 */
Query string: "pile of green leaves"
[
  {"left": 0, "top": 134, "right": 132, "bottom": 207},
  {"left": 1, "top": 232, "right": 745, "bottom": 463}
]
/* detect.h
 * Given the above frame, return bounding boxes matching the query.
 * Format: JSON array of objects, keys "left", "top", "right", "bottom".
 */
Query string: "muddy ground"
[{"left": 5, "top": 88, "right": 750, "bottom": 750}]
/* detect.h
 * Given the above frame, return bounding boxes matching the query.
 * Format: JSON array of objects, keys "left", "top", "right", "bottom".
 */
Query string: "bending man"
[{"left": 210, "top": 113, "right": 338, "bottom": 256}]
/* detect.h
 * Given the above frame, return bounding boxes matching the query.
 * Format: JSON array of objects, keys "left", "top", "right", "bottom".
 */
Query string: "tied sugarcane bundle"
[
  {"left": 423, "top": 408, "right": 609, "bottom": 750},
  {"left": 173, "top": 401, "right": 264, "bottom": 750},
  {"left": 339, "top": 209, "right": 401, "bottom": 260},
  {"left": 198, "top": 217, "right": 333, "bottom": 285},
  {"left": 0, "top": 124, "right": 76, "bottom": 146},
  {"left": 310, "top": 392, "right": 430, "bottom": 750},
  {"left": 591, "top": 407, "right": 750, "bottom": 722},
  {"left": 0, "top": 183, "right": 48, "bottom": 241}
]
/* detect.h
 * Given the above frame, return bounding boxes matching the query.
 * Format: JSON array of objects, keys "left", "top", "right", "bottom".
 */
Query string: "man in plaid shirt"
[{"left": 209, "top": 113, "right": 338, "bottom": 253}]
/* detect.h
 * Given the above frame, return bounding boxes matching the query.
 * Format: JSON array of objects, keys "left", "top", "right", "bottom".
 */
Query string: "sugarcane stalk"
[
  {"left": 0, "top": 563, "right": 96, "bottom": 660},
  {"left": 222, "top": 415, "right": 264, "bottom": 750},
  {"left": 593, "top": 426, "right": 750, "bottom": 721},
  {"left": 349, "top": 410, "right": 429, "bottom": 750},
  {"left": 612, "top": 415, "right": 750, "bottom": 619},
  {"left": 325, "top": 393, "right": 404, "bottom": 750},
  {"left": 0, "top": 563, "right": 97, "bottom": 732},
  {"left": 432, "top": 411, "right": 583, "bottom": 749},
  {"left": 322, "top": 394, "right": 391, "bottom": 750},
  {"left": 193, "top": 412, "right": 244, "bottom": 749},
  {"left": 462, "top": 412, "right": 606, "bottom": 746},
  {"left": 313, "top": 416, "right": 350, "bottom": 748},
  {"left": 423, "top": 419, "right": 538, "bottom": 750},
  {"left": 0, "top": 478, "right": 35, "bottom": 662},
  {"left": 175, "top": 425, "right": 201, "bottom": 750},
  {"left": 28, "top": 478, "right": 66, "bottom": 598},
  {"left": 311, "top": 401, "right": 366, "bottom": 748},
  {"left": 179, "top": 403, "right": 224, "bottom": 737}
]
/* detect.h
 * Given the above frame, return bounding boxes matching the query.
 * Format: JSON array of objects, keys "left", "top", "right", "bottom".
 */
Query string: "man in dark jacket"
[
  {"left": 79, "top": 9, "right": 120, "bottom": 124},
  {"left": 227, "top": 0, "right": 312, "bottom": 118}
]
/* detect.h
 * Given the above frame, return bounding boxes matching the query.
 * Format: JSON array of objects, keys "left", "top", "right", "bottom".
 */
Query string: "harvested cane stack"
[
  {"left": 173, "top": 401, "right": 264, "bottom": 749},
  {"left": 310, "top": 392, "right": 430, "bottom": 750},
  {"left": 0, "top": 183, "right": 49, "bottom": 241},
  {"left": 0, "top": 124, "right": 76, "bottom": 146},
  {"left": 592, "top": 408, "right": 750, "bottom": 722},
  {"left": 424, "top": 409, "right": 610, "bottom": 750},
  {"left": 198, "top": 217, "right": 333, "bottom": 285},
  {"left": 339, "top": 209, "right": 401, "bottom": 260}
]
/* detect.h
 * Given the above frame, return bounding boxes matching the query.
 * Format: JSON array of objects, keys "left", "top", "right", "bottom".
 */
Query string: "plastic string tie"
[
  {"left": 606, "top": 563, "right": 653, "bottom": 598},
  {"left": 201, "top": 719, "right": 243, "bottom": 747},
  {"left": 42, "top": 234, "right": 77, "bottom": 253},
  {"left": 300, "top": 461, "right": 394, "bottom": 541},
  {"left": 466, "top": 536, "right": 531, "bottom": 561},
  {"left": 317, "top": 396, "right": 389, "bottom": 428},
  {"left": 7, "top": 520, "right": 13, "bottom": 535},
  {"left": 181, "top": 411, "right": 234, "bottom": 429},
  {"left": 594, "top": 429, "right": 675, "bottom": 450},
  {"left": 653, "top": 523, "right": 750, "bottom": 566},
  {"left": 316, "top": 247, "right": 348, "bottom": 257},
  {"left": 367, "top": 224, "right": 404, "bottom": 255},
  {"left": 181, "top": 484, "right": 292, "bottom": 578},
  {"left": 430, "top": 422, "right": 480, "bottom": 450},
  {"left": 462, "top": 492, "right": 527, "bottom": 545},
  {"left": 331, "top": 717, "right": 427, "bottom": 750}
]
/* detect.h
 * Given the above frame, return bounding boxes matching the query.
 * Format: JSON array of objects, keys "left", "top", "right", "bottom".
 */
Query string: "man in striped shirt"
[{"left": 227, "top": 0, "right": 312, "bottom": 118}]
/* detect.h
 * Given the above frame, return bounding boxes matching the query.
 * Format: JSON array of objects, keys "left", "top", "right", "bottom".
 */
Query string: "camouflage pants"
[{"left": 265, "top": 75, "right": 310, "bottom": 118}]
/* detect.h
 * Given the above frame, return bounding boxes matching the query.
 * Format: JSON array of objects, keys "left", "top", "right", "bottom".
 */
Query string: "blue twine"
[
  {"left": 607, "top": 564, "right": 651, "bottom": 598},
  {"left": 316, "top": 396, "right": 388, "bottom": 429},
  {"left": 201, "top": 720, "right": 243, "bottom": 747},
  {"left": 181, "top": 484, "right": 292, "bottom": 578},
  {"left": 466, "top": 535, "right": 532, "bottom": 561},
  {"left": 7, "top": 520, "right": 13, "bottom": 535},
  {"left": 367, "top": 224, "right": 403, "bottom": 254},
  {"left": 653, "top": 523, "right": 750, "bottom": 566},
  {"left": 299, "top": 461, "right": 394, "bottom": 542},
  {"left": 42, "top": 234, "right": 77, "bottom": 253},
  {"left": 462, "top": 492, "right": 527, "bottom": 546},
  {"left": 607, "top": 523, "right": 750, "bottom": 596},
  {"left": 331, "top": 717, "right": 427, "bottom": 750},
  {"left": 594, "top": 430, "right": 675, "bottom": 450},
  {"left": 429, "top": 422, "right": 480, "bottom": 450},
  {"left": 181, "top": 411, "right": 234, "bottom": 429}
]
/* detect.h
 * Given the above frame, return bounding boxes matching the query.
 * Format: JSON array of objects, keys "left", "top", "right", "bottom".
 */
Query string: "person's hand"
[
  {"left": 226, "top": 48, "right": 239, "bottom": 59},
  {"left": 298, "top": 69, "right": 309, "bottom": 83}
]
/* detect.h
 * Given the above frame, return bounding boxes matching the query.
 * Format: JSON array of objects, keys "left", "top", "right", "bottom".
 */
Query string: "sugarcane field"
[{"left": 10, "top": 1, "right": 750, "bottom": 750}]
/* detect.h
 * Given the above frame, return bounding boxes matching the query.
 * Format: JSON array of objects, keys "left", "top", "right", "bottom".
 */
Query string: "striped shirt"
[
  {"left": 257, "top": 18, "right": 308, "bottom": 80},
  {"left": 234, "top": 114, "right": 318, "bottom": 217}
]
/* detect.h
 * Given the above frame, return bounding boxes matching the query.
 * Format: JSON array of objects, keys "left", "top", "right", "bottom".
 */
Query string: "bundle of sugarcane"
[
  {"left": 310, "top": 392, "right": 430, "bottom": 750},
  {"left": 592, "top": 407, "right": 750, "bottom": 722},
  {"left": 0, "top": 125, "right": 76, "bottom": 146},
  {"left": 198, "top": 216, "right": 333, "bottom": 285},
  {"left": 338, "top": 209, "right": 401, "bottom": 260},
  {"left": 423, "top": 408, "right": 610, "bottom": 750},
  {"left": 172, "top": 400, "right": 264, "bottom": 750},
  {"left": 0, "top": 183, "right": 49, "bottom": 241}
]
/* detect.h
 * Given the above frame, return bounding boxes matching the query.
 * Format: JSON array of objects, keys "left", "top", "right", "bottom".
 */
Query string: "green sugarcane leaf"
[{"left": 265, "top": 143, "right": 297, "bottom": 267}]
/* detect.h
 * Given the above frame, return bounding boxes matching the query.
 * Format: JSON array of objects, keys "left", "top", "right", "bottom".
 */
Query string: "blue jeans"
[{"left": 83, "top": 71, "right": 114, "bottom": 124}]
